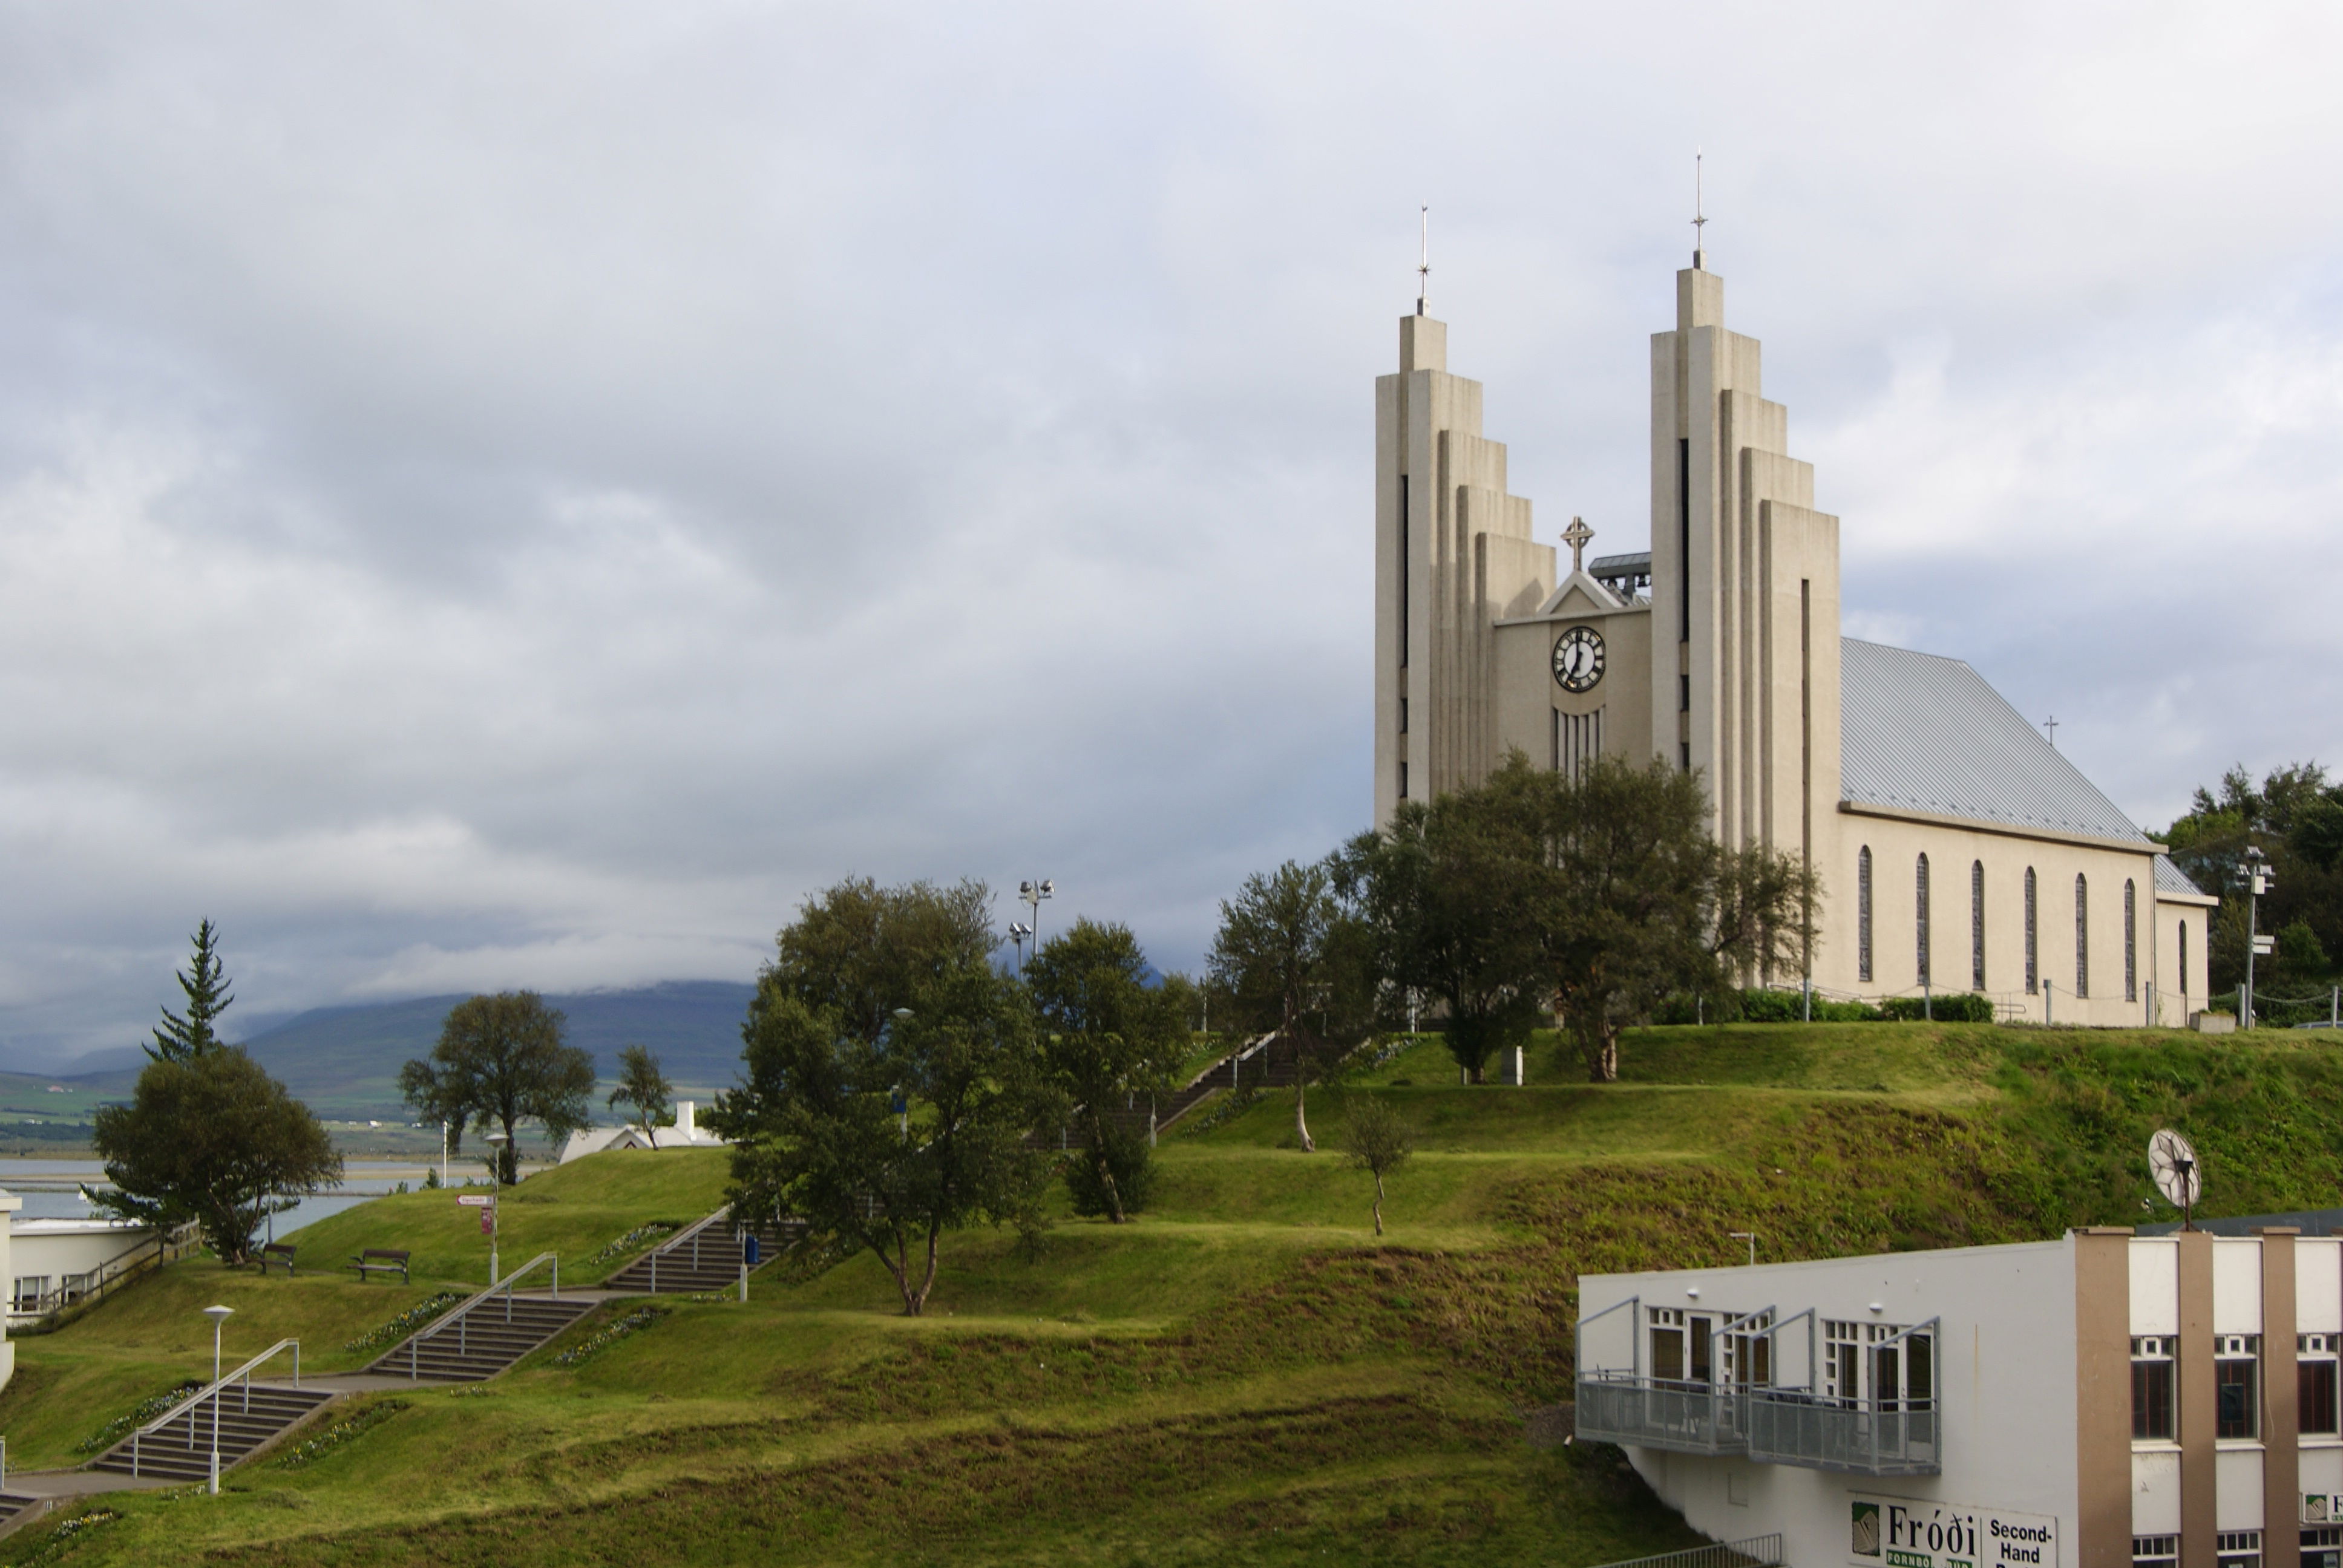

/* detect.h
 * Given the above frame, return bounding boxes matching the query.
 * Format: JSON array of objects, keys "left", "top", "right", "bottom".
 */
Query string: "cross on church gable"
[{"left": 1562, "top": 515, "right": 1594, "bottom": 575}]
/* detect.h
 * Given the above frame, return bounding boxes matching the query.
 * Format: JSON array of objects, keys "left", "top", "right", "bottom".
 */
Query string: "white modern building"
[
  {"left": 557, "top": 1099, "right": 726, "bottom": 1164},
  {"left": 7, "top": 1215, "right": 166, "bottom": 1328},
  {"left": 1579, "top": 1227, "right": 2338, "bottom": 1568}
]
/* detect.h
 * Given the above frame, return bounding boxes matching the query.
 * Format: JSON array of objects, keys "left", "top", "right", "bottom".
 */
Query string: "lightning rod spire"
[
  {"left": 1417, "top": 206, "right": 1430, "bottom": 316},
  {"left": 1693, "top": 151, "right": 1706, "bottom": 269}
]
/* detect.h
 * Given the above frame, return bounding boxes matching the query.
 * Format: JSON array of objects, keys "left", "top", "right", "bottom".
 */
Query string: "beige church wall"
[
  {"left": 1815, "top": 809, "right": 2166, "bottom": 1027},
  {"left": 1491, "top": 605, "right": 1653, "bottom": 770},
  {"left": 2152, "top": 893, "right": 2218, "bottom": 1024}
]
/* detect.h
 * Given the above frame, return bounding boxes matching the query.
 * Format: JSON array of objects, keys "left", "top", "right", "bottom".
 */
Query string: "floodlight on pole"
[
  {"left": 202, "top": 1304, "right": 234, "bottom": 1495},
  {"left": 1018, "top": 879, "right": 1054, "bottom": 956},
  {"left": 1009, "top": 922, "right": 1034, "bottom": 975},
  {"left": 2238, "top": 846, "right": 2273, "bottom": 1029}
]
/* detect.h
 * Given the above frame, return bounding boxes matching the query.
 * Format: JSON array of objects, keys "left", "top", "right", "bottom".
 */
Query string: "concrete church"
[{"left": 1371, "top": 246, "right": 2217, "bottom": 1026}]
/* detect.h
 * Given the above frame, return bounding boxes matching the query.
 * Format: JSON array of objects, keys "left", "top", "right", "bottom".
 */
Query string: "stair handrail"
[
  {"left": 634, "top": 1205, "right": 734, "bottom": 1292},
  {"left": 404, "top": 1252, "right": 559, "bottom": 1379},
  {"left": 122, "top": 1337, "right": 300, "bottom": 1480}
]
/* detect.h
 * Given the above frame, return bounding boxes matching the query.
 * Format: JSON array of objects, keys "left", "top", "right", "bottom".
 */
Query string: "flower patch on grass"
[
  {"left": 583, "top": 1222, "right": 679, "bottom": 1270},
  {"left": 275, "top": 1400, "right": 410, "bottom": 1470},
  {"left": 343, "top": 1291, "right": 467, "bottom": 1356},
  {"left": 72, "top": 1381, "right": 201, "bottom": 1454},
  {"left": 551, "top": 1304, "right": 672, "bottom": 1368}
]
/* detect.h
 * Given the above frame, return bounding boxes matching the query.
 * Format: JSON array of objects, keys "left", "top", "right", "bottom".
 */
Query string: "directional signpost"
[{"left": 458, "top": 1192, "right": 498, "bottom": 1282}]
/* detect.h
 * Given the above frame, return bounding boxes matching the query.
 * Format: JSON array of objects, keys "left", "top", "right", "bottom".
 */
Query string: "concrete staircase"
[
  {"left": 0, "top": 1492, "right": 42, "bottom": 1529},
  {"left": 1080, "top": 1033, "right": 1289, "bottom": 1144},
  {"left": 367, "top": 1291, "right": 595, "bottom": 1382},
  {"left": 88, "top": 1382, "right": 333, "bottom": 1484},
  {"left": 603, "top": 1213, "right": 799, "bottom": 1295}
]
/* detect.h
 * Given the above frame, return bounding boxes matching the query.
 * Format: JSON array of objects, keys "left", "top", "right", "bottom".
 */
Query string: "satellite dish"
[{"left": 2149, "top": 1129, "right": 2201, "bottom": 1229}]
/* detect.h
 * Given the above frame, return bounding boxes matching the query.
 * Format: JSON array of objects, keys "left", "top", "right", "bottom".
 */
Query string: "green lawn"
[{"left": 9, "top": 1020, "right": 2342, "bottom": 1566}]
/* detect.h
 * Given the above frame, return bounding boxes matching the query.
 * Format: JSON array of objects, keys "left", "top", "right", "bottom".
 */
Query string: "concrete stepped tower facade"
[{"left": 1369, "top": 245, "right": 2221, "bottom": 1025}]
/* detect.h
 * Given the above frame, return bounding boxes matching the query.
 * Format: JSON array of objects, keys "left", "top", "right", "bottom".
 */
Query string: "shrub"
[
  {"left": 1064, "top": 1123, "right": 1157, "bottom": 1218},
  {"left": 1881, "top": 993, "right": 1994, "bottom": 1023}
]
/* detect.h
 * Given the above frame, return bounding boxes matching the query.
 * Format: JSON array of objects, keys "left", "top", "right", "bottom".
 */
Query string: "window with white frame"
[
  {"left": 2303, "top": 1334, "right": 2340, "bottom": 1436},
  {"left": 2217, "top": 1529, "right": 2262, "bottom": 1568},
  {"left": 2217, "top": 1334, "right": 2261, "bottom": 1440},
  {"left": 10, "top": 1276, "right": 49, "bottom": 1312},
  {"left": 2132, "top": 1335, "right": 2176, "bottom": 1440},
  {"left": 2301, "top": 1526, "right": 2341, "bottom": 1568},
  {"left": 2132, "top": 1537, "right": 2178, "bottom": 1568},
  {"left": 1824, "top": 1319, "right": 1862, "bottom": 1404}
]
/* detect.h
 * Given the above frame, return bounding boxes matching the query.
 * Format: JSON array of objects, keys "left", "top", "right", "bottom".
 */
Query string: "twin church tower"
[
  {"left": 1369, "top": 246, "right": 2214, "bottom": 1021},
  {"left": 1373, "top": 251, "right": 1839, "bottom": 871}
]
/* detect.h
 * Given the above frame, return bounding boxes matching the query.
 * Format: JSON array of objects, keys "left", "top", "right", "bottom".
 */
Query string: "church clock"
[{"left": 1552, "top": 626, "right": 1605, "bottom": 693}]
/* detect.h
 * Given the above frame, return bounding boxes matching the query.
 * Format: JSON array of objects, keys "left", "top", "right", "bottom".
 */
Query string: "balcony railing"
[
  {"left": 1744, "top": 1390, "right": 1941, "bottom": 1475},
  {"left": 1574, "top": 1374, "right": 1750, "bottom": 1456}
]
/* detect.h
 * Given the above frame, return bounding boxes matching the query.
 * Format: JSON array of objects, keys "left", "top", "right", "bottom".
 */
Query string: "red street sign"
[
  {"left": 479, "top": 1207, "right": 494, "bottom": 1235},
  {"left": 456, "top": 1195, "right": 492, "bottom": 1207}
]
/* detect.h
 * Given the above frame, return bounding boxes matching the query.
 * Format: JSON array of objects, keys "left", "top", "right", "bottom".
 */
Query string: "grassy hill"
[{"left": 4, "top": 1020, "right": 2341, "bottom": 1566}]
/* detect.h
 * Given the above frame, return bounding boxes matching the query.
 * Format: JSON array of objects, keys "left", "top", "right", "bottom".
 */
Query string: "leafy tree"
[
  {"left": 1480, "top": 753, "right": 1813, "bottom": 1082},
  {"left": 765, "top": 875, "right": 995, "bottom": 1044},
  {"left": 607, "top": 1044, "right": 674, "bottom": 1146},
  {"left": 1026, "top": 918, "right": 1188, "bottom": 1222},
  {"left": 92, "top": 1047, "right": 342, "bottom": 1265},
  {"left": 147, "top": 919, "right": 234, "bottom": 1063},
  {"left": 712, "top": 878, "right": 1059, "bottom": 1316},
  {"left": 2161, "top": 760, "right": 2343, "bottom": 995},
  {"left": 1339, "top": 788, "right": 1544, "bottom": 1084},
  {"left": 1340, "top": 1095, "right": 1412, "bottom": 1236},
  {"left": 398, "top": 991, "right": 596, "bottom": 1184},
  {"left": 2276, "top": 919, "right": 2330, "bottom": 987},
  {"left": 1206, "top": 858, "right": 1378, "bottom": 1152}
]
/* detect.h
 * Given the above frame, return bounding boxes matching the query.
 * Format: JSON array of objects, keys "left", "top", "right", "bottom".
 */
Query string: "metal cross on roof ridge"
[{"left": 1562, "top": 515, "right": 1594, "bottom": 575}]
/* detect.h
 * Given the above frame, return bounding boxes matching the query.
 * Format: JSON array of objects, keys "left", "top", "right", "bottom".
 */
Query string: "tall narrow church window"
[
  {"left": 1398, "top": 762, "right": 1407, "bottom": 801},
  {"left": 1556, "top": 710, "right": 1602, "bottom": 780},
  {"left": 1398, "top": 479, "right": 1409, "bottom": 670},
  {"left": 1677, "top": 439, "right": 1691, "bottom": 641},
  {"left": 2024, "top": 869, "right": 2039, "bottom": 995},
  {"left": 1858, "top": 848, "right": 1873, "bottom": 984},
  {"left": 1971, "top": 861, "right": 1986, "bottom": 991},
  {"left": 2124, "top": 880, "right": 2138, "bottom": 1003},
  {"left": 1399, "top": 698, "right": 1407, "bottom": 734},
  {"left": 2075, "top": 875, "right": 2090, "bottom": 999},
  {"left": 2180, "top": 922, "right": 2189, "bottom": 1004},
  {"left": 1915, "top": 854, "right": 1932, "bottom": 988}
]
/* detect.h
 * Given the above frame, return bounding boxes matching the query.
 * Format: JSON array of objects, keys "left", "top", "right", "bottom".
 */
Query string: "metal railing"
[
  {"left": 1585, "top": 1534, "right": 1786, "bottom": 1568},
  {"left": 1745, "top": 1389, "right": 1941, "bottom": 1474},
  {"left": 123, "top": 1338, "right": 300, "bottom": 1479},
  {"left": 643, "top": 1209, "right": 732, "bottom": 1292},
  {"left": 404, "top": 1252, "right": 558, "bottom": 1378},
  {"left": 1575, "top": 1373, "right": 1749, "bottom": 1455}
]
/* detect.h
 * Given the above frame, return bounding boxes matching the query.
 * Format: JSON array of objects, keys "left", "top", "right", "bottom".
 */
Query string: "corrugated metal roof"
[
  {"left": 1839, "top": 638, "right": 2149, "bottom": 843},
  {"left": 2155, "top": 853, "right": 2207, "bottom": 897}
]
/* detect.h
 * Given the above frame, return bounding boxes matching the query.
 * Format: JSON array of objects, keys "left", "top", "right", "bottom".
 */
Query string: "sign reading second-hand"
[
  {"left": 1849, "top": 1493, "right": 2059, "bottom": 1568},
  {"left": 457, "top": 1195, "right": 493, "bottom": 1207}
]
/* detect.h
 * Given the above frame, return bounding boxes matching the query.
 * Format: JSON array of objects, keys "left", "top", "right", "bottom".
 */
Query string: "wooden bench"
[
  {"left": 257, "top": 1243, "right": 297, "bottom": 1276},
  {"left": 349, "top": 1248, "right": 411, "bottom": 1284}
]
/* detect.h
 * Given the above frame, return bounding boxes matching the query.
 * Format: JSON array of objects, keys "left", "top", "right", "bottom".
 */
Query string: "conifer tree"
[{"left": 147, "top": 919, "right": 234, "bottom": 1063}]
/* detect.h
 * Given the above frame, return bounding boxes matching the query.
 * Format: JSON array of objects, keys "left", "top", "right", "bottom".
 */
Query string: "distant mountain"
[{"left": 223, "top": 981, "right": 759, "bottom": 1117}]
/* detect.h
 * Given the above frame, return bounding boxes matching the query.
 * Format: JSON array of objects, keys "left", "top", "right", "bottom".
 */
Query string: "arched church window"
[
  {"left": 1971, "top": 861, "right": 1986, "bottom": 992},
  {"left": 2124, "top": 880, "right": 2137, "bottom": 1003},
  {"left": 2074, "top": 875, "right": 2090, "bottom": 999},
  {"left": 2024, "top": 869, "right": 2038, "bottom": 995},
  {"left": 1915, "top": 854, "right": 1932, "bottom": 988},
  {"left": 1858, "top": 848, "right": 1873, "bottom": 984}
]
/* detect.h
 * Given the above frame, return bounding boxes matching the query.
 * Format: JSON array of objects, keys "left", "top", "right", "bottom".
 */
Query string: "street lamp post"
[
  {"left": 888, "top": 1008, "right": 913, "bottom": 1135},
  {"left": 485, "top": 1130, "right": 510, "bottom": 1284},
  {"left": 2237, "top": 845, "right": 2275, "bottom": 1030},
  {"left": 202, "top": 1304, "right": 234, "bottom": 1495}
]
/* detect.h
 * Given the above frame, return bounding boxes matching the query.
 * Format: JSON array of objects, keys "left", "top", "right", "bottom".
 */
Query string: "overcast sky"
[{"left": 2, "top": 4, "right": 2339, "bottom": 1064}]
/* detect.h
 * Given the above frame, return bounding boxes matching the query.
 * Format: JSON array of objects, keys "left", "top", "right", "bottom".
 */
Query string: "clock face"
[{"left": 1552, "top": 625, "right": 1605, "bottom": 693}]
